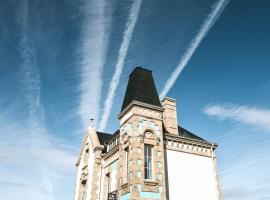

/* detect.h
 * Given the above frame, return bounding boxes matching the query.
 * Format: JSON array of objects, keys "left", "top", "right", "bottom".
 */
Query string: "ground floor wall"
[{"left": 166, "top": 149, "right": 219, "bottom": 200}]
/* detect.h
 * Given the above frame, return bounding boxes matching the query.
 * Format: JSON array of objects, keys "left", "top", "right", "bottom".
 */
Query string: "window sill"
[
  {"left": 121, "top": 183, "right": 130, "bottom": 195},
  {"left": 144, "top": 180, "right": 158, "bottom": 186},
  {"left": 121, "top": 183, "right": 129, "bottom": 189},
  {"left": 142, "top": 180, "right": 159, "bottom": 192}
]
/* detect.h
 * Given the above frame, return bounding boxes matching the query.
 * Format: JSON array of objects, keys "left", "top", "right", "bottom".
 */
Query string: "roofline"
[
  {"left": 129, "top": 66, "right": 152, "bottom": 77},
  {"left": 76, "top": 132, "right": 89, "bottom": 166},
  {"left": 161, "top": 97, "right": 176, "bottom": 103},
  {"left": 165, "top": 133, "right": 218, "bottom": 150}
]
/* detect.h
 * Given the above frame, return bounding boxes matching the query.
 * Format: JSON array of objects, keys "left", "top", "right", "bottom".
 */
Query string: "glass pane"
[{"left": 144, "top": 144, "right": 153, "bottom": 179}]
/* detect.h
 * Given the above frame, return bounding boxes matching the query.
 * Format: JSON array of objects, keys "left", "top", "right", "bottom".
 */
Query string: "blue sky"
[{"left": 0, "top": 0, "right": 270, "bottom": 199}]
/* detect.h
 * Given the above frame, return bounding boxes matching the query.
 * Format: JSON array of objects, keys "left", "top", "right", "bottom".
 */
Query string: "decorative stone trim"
[
  {"left": 76, "top": 134, "right": 89, "bottom": 166},
  {"left": 103, "top": 145, "right": 119, "bottom": 161},
  {"left": 142, "top": 180, "right": 159, "bottom": 193},
  {"left": 165, "top": 134, "right": 217, "bottom": 157},
  {"left": 144, "top": 180, "right": 158, "bottom": 186},
  {"left": 165, "top": 133, "right": 217, "bottom": 148},
  {"left": 118, "top": 100, "right": 164, "bottom": 120},
  {"left": 165, "top": 141, "right": 212, "bottom": 157},
  {"left": 121, "top": 183, "right": 130, "bottom": 195}
]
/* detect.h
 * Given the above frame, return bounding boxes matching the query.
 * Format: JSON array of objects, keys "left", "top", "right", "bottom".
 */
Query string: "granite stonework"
[{"left": 74, "top": 67, "right": 221, "bottom": 200}]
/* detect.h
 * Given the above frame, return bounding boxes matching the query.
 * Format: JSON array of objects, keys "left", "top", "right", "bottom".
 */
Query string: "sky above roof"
[{"left": 1, "top": 0, "right": 270, "bottom": 199}]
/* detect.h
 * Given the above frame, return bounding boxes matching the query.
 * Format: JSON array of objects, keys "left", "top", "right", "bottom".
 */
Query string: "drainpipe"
[
  {"left": 211, "top": 143, "right": 222, "bottom": 200},
  {"left": 211, "top": 143, "right": 214, "bottom": 159}
]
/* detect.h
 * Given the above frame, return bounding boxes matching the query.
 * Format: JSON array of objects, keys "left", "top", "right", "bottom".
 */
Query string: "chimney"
[{"left": 161, "top": 97, "right": 178, "bottom": 135}]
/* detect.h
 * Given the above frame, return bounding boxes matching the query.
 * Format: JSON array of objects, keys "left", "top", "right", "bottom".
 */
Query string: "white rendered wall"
[
  {"left": 86, "top": 146, "right": 94, "bottom": 199},
  {"left": 166, "top": 150, "right": 219, "bottom": 200},
  {"left": 74, "top": 137, "right": 94, "bottom": 200}
]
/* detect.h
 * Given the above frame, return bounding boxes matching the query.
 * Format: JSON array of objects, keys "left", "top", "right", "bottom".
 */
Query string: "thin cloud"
[
  {"left": 203, "top": 104, "right": 270, "bottom": 131},
  {"left": 98, "top": 0, "right": 143, "bottom": 131},
  {"left": 0, "top": 124, "right": 76, "bottom": 200},
  {"left": 16, "top": 0, "right": 45, "bottom": 131},
  {"left": 78, "top": 0, "right": 111, "bottom": 128},
  {"left": 220, "top": 156, "right": 270, "bottom": 175},
  {"left": 220, "top": 141, "right": 270, "bottom": 200},
  {"left": 4, "top": 2, "right": 76, "bottom": 199},
  {"left": 160, "top": 0, "right": 229, "bottom": 99}
]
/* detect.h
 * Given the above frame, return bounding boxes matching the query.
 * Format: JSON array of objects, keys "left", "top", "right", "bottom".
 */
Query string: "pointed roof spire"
[{"left": 121, "top": 67, "right": 161, "bottom": 111}]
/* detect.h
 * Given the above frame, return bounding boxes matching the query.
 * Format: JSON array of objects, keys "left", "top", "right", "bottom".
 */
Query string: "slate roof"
[
  {"left": 97, "top": 66, "right": 208, "bottom": 147},
  {"left": 96, "top": 132, "right": 113, "bottom": 145},
  {"left": 121, "top": 67, "right": 162, "bottom": 111},
  {"left": 178, "top": 126, "right": 207, "bottom": 142},
  {"left": 97, "top": 130, "right": 120, "bottom": 145},
  {"left": 97, "top": 126, "right": 207, "bottom": 146}
]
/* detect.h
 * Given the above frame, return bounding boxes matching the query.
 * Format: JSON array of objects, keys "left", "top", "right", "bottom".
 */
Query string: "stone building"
[{"left": 74, "top": 67, "right": 221, "bottom": 200}]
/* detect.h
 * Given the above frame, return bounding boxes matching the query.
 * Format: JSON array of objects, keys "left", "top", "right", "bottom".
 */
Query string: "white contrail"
[
  {"left": 16, "top": 0, "right": 45, "bottom": 132},
  {"left": 160, "top": 0, "right": 230, "bottom": 99},
  {"left": 78, "top": 0, "right": 111, "bottom": 128},
  {"left": 220, "top": 156, "right": 270, "bottom": 175},
  {"left": 98, "top": 0, "right": 143, "bottom": 131},
  {"left": 16, "top": 1, "right": 55, "bottom": 199}
]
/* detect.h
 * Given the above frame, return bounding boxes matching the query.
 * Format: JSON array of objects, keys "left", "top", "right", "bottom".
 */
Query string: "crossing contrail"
[
  {"left": 16, "top": 1, "right": 54, "bottom": 199},
  {"left": 99, "top": 0, "right": 143, "bottom": 131},
  {"left": 16, "top": 0, "right": 45, "bottom": 132},
  {"left": 78, "top": 0, "right": 111, "bottom": 129},
  {"left": 160, "top": 0, "right": 230, "bottom": 99}
]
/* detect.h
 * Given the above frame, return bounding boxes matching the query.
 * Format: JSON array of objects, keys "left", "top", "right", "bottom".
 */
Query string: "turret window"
[
  {"left": 144, "top": 144, "right": 153, "bottom": 180},
  {"left": 123, "top": 147, "right": 129, "bottom": 183}
]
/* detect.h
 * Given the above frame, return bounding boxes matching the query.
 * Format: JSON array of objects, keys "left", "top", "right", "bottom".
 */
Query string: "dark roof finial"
[{"left": 90, "top": 118, "right": 94, "bottom": 128}]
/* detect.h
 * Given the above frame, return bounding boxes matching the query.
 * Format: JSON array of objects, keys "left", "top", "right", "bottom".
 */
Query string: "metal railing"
[
  {"left": 108, "top": 191, "right": 117, "bottom": 200},
  {"left": 106, "top": 135, "right": 120, "bottom": 152}
]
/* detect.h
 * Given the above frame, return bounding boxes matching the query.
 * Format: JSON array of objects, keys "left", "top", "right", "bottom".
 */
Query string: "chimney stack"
[{"left": 161, "top": 97, "right": 178, "bottom": 135}]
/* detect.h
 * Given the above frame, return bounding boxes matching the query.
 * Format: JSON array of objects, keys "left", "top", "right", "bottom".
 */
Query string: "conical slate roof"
[{"left": 121, "top": 67, "right": 162, "bottom": 111}]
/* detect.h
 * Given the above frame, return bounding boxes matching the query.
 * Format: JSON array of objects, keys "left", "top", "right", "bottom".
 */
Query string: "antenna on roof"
[{"left": 90, "top": 118, "right": 94, "bottom": 128}]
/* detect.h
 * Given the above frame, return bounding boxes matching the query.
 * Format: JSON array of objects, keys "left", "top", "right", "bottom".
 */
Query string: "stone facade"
[
  {"left": 74, "top": 67, "right": 221, "bottom": 200},
  {"left": 117, "top": 101, "right": 167, "bottom": 200}
]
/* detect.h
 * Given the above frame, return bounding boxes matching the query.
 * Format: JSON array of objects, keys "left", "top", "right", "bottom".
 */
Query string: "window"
[
  {"left": 124, "top": 147, "right": 129, "bottom": 182},
  {"left": 107, "top": 173, "right": 111, "bottom": 193},
  {"left": 83, "top": 149, "right": 89, "bottom": 165},
  {"left": 144, "top": 144, "right": 153, "bottom": 180}
]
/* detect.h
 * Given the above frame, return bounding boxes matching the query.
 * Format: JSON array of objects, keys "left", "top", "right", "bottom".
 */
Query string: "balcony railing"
[{"left": 108, "top": 191, "right": 117, "bottom": 200}]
